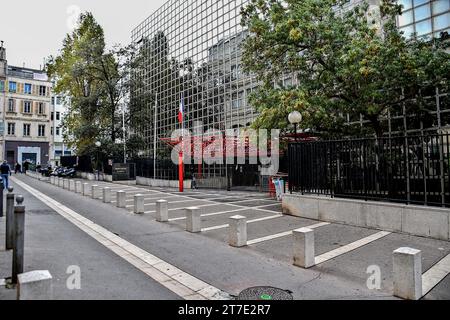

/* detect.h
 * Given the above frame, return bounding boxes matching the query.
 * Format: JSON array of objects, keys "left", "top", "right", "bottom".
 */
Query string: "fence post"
[
  {"left": 6, "top": 187, "right": 14, "bottom": 250},
  {"left": 229, "top": 215, "right": 247, "bottom": 247},
  {"left": 156, "top": 200, "right": 168, "bottom": 222},
  {"left": 134, "top": 194, "right": 145, "bottom": 214},
  {"left": 103, "top": 187, "right": 111, "bottom": 203},
  {"left": 116, "top": 191, "right": 126, "bottom": 208},
  {"left": 12, "top": 195, "right": 25, "bottom": 284}
]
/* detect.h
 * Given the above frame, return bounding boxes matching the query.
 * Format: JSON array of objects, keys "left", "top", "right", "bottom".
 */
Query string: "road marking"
[
  {"left": 169, "top": 208, "right": 247, "bottom": 222},
  {"left": 201, "top": 214, "right": 283, "bottom": 232},
  {"left": 314, "top": 231, "right": 391, "bottom": 265},
  {"left": 13, "top": 176, "right": 229, "bottom": 300},
  {"left": 144, "top": 203, "right": 223, "bottom": 214},
  {"left": 422, "top": 253, "right": 450, "bottom": 297},
  {"left": 247, "top": 222, "right": 330, "bottom": 245},
  {"left": 125, "top": 199, "right": 203, "bottom": 209}
]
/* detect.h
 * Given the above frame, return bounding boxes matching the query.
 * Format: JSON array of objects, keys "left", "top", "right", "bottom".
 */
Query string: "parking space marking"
[
  {"left": 201, "top": 214, "right": 283, "bottom": 232},
  {"left": 247, "top": 222, "right": 331, "bottom": 245},
  {"left": 169, "top": 208, "right": 247, "bottom": 222},
  {"left": 125, "top": 199, "right": 202, "bottom": 209},
  {"left": 422, "top": 253, "right": 450, "bottom": 296},
  {"left": 13, "top": 177, "right": 229, "bottom": 300},
  {"left": 315, "top": 231, "right": 391, "bottom": 265}
]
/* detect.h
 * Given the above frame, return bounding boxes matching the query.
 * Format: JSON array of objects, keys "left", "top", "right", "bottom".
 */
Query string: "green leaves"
[{"left": 241, "top": 0, "right": 450, "bottom": 137}]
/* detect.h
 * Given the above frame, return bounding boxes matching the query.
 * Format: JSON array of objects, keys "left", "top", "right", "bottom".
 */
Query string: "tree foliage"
[{"left": 241, "top": 0, "right": 450, "bottom": 137}]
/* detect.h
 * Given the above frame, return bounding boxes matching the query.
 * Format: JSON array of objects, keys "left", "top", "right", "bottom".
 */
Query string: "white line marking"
[
  {"left": 314, "top": 231, "right": 391, "bottom": 265},
  {"left": 169, "top": 208, "right": 247, "bottom": 222},
  {"left": 422, "top": 253, "right": 450, "bottom": 296},
  {"left": 246, "top": 222, "right": 330, "bottom": 245},
  {"left": 13, "top": 176, "right": 229, "bottom": 300},
  {"left": 201, "top": 214, "right": 283, "bottom": 232}
]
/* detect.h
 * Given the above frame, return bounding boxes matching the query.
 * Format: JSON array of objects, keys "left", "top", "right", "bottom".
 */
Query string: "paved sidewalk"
[{"left": 0, "top": 178, "right": 179, "bottom": 300}]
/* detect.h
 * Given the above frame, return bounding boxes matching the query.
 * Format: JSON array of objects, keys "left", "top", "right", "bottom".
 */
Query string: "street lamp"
[
  {"left": 288, "top": 111, "right": 302, "bottom": 142},
  {"left": 95, "top": 141, "right": 101, "bottom": 181}
]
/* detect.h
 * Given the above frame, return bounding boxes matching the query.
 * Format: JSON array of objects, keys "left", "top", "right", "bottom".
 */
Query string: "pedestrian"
[
  {"left": 23, "top": 160, "right": 29, "bottom": 174},
  {"left": 15, "top": 162, "right": 21, "bottom": 174},
  {"left": 0, "top": 160, "right": 12, "bottom": 189}
]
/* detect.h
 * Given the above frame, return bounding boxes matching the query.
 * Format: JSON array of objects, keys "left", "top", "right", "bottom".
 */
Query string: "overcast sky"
[{"left": 0, "top": 0, "right": 166, "bottom": 69}]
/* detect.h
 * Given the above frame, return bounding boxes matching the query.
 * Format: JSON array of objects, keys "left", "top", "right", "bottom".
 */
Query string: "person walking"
[
  {"left": 15, "top": 162, "right": 21, "bottom": 174},
  {"left": 0, "top": 160, "right": 12, "bottom": 189}
]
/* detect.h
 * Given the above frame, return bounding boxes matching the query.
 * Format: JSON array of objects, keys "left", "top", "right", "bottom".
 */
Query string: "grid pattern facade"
[
  {"left": 131, "top": 0, "right": 260, "bottom": 177},
  {"left": 398, "top": 0, "right": 450, "bottom": 39}
]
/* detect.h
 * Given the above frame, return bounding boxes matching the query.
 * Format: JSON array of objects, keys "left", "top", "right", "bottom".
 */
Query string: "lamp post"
[
  {"left": 95, "top": 141, "right": 101, "bottom": 181},
  {"left": 288, "top": 111, "right": 303, "bottom": 142}
]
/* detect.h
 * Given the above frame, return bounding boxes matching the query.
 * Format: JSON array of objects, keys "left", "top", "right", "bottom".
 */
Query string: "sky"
[{"left": 0, "top": 0, "right": 166, "bottom": 69}]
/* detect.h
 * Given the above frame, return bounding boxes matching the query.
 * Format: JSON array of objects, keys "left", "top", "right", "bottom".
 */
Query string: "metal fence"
[{"left": 289, "top": 133, "right": 450, "bottom": 207}]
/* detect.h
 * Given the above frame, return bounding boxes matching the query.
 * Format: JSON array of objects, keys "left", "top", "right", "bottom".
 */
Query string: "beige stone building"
[{"left": 0, "top": 43, "right": 52, "bottom": 167}]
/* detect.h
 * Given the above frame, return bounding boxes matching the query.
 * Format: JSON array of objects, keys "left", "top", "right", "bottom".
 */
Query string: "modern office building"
[
  {"left": 131, "top": 0, "right": 449, "bottom": 178},
  {"left": 0, "top": 42, "right": 52, "bottom": 167}
]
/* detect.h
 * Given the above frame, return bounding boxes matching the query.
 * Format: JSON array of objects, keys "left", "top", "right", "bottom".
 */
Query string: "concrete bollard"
[
  {"left": 103, "top": 187, "right": 111, "bottom": 203},
  {"left": 91, "top": 185, "right": 99, "bottom": 199},
  {"left": 69, "top": 180, "right": 75, "bottom": 192},
  {"left": 75, "top": 181, "right": 82, "bottom": 194},
  {"left": 229, "top": 215, "right": 247, "bottom": 247},
  {"left": 134, "top": 194, "right": 145, "bottom": 214},
  {"left": 82, "top": 183, "right": 89, "bottom": 196},
  {"left": 17, "top": 270, "right": 53, "bottom": 300},
  {"left": 156, "top": 200, "right": 168, "bottom": 222},
  {"left": 58, "top": 178, "right": 63, "bottom": 188},
  {"left": 116, "top": 191, "right": 126, "bottom": 208},
  {"left": 50, "top": 176, "right": 54, "bottom": 185},
  {"left": 5, "top": 187, "right": 14, "bottom": 250},
  {"left": 63, "top": 179, "right": 69, "bottom": 190},
  {"left": 293, "top": 228, "right": 315, "bottom": 269},
  {"left": 12, "top": 195, "right": 25, "bottom": 284},
  {"left": 185, "top": 207, "right": 201, "bottom": 233},
  {"left": 393, "top": 247, "right": 422, "bottom": 300}
]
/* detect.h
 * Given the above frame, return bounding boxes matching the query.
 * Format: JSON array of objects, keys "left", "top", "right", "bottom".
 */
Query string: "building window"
[
  {"left": 39, "top": 86, "right": 46, "bottom": 96},
  {"left": 8, "top": 99, "right": 15, "bottom": 112},
  {"left": 24, "top": 101, "right": 32, "bottom": 113},
  {"left": 9, "top": 81, "right": 17, "bottom": 93},
  {"left": 23, "top": 124, "right": 31, "bottom": 137},
  {"left": 56, "top": 96, "right": 62, "bottom": 105},
  {"left": 24, "top": 83, "right": 32, "bottom": 94},
  {"left": 56, "top": 127, "right": 60, "bottom": 136},
  {"left": 51, "top": 112, "right": 54, "bottom": 120},
  {"left": 56, "top": 112, "right": 60, "bottom": 120},
  {"left": 0, "top": 80, "right": 4, "bottom": 92},
  {"left": 38, "top": 125, "right": 45, "bottom": 137},
  {"left": 51, "top": 127, "right": 54, "bottom": 135},
  {"left": 38, "top": 102, "right": 45, "bottom": 114},
  {"left": 7, "top": 123, "right": 15, "bottom": 136}
]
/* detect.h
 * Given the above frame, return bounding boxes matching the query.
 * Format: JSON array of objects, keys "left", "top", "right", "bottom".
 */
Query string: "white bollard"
[
  {"left": 116, "top": 191, "right": 126, "bottom": 208},
  {"left": 293, "top": 228, "right": 315, "bottom": 269},
  {"left": 91, "top": 185, "right": 99, "bottom": 199},
  {"left": 69, "top": 180, "right": 75, "bottom": 192},
  {"left": 50, "top": 176, "right": 54, "bottom": 185},
  {"left": 156, "top": 200, "right": 168, "bottom": 222},
  {"left": 229, "top": 215, "right": 247, "bottom": 247},
  {"left": 17, "top": 270, "right": 53, "bottom": 300},
  {"left": 103, "top": 187, "right": 111, "bottom": 203},
  {"left": 186, "top": 207, "right": 201, "bottom": 233},
  {"left": 75, "top": 181, "right": 82, "bottom": 194},
  {"left": 134, "top": 194, "right": 145, "bottom": 214},
  {"left": 58, "top": 178, "right": 63, "bottom": 188},
  {"left": 82, "top": 183, "right": 89, "bottom": 196},
  {"left": 63, "top": 179, "right": 69, "bottom": 190},
  {"left": 393, "top": 247, "right": 422, "bottom": 300}
]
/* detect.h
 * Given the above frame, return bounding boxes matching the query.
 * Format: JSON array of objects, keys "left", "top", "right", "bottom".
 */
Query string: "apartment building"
[
  {"left": 0, "top": 43, "right": 52, "bottom": 167},
  {"left": 50, "top": 95, "right": 73, "bottom": 166}
]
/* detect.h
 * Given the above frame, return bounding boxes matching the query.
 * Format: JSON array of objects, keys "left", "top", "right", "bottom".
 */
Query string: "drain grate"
[{"left": 238, "top": 286, "right": 293, "bottom": 300}]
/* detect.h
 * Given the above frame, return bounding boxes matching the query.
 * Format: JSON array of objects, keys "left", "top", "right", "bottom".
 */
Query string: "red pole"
[{"left": 179, "top": 150, "right": 184, "bottom": 192}]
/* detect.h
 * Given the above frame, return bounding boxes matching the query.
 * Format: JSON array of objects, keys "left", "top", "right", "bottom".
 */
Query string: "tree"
[
  {"left": 47, "top": 12, "right": 150, "bottom": 164},
  {"left": 241, "top": 0, "right": 450, "bottom": 137}
]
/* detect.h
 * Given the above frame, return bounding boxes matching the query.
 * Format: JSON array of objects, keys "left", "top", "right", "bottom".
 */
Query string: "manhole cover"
[{"left": 238, "top": 287, "right": 293, "bottom": 300}]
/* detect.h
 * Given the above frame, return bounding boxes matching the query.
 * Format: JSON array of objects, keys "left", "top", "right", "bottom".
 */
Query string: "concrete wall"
[
  {"left": 136, "top": 176, "right": 191, "bottom": 189},
  {"left": 282, "top": 194, "right": 450, "bottom": 241}
]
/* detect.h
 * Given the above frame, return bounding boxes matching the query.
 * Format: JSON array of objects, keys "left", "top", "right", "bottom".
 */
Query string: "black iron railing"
[{"left": 289, "top": 133, "right": 450, "bottom": 207}]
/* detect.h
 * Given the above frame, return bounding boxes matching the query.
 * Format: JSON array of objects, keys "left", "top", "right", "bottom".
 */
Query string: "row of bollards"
[{"left": 45, "top": 175, "right": 421, "bottom": 300}]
